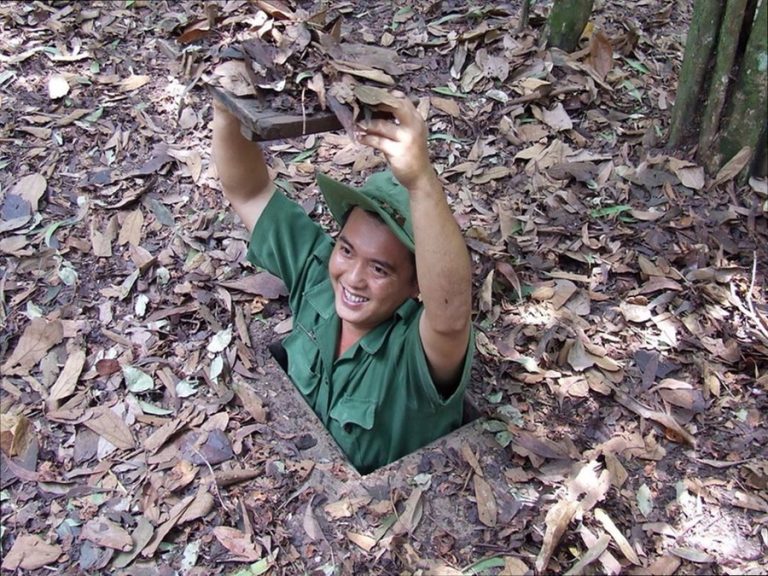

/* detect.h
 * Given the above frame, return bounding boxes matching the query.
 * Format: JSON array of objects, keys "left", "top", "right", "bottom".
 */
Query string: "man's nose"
[{"left": 347, "top": 261, "right": 367, "bottom": 287}]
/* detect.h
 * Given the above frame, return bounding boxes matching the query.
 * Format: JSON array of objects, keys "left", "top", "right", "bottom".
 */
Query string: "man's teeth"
[{"left": 344, "top": 288, "right": 368, "bottom": 303}]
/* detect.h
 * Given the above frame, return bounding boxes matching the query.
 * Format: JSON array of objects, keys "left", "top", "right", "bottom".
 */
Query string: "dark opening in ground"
[{"left": 268, "top": 339, "right": 480, "bottom": 475}]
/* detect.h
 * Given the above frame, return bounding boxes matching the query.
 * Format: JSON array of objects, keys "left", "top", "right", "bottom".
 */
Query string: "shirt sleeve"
[
  {"left": 246, "top": 190, "right": 333, "bottom": 299},
  {"left": 402, "top": 309, "right": 475, "bottom": 411}
]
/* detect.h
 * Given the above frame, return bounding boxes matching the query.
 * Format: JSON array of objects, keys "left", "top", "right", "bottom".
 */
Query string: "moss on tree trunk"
[{"left": 547, "top": 0, "right": 594, "bottom": 52}]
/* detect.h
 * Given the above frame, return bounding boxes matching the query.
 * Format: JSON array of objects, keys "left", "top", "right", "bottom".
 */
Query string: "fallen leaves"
[
  {"left": 2, "top": 318, "right": 64, "bottom": 376},
  {"left": 1, "top": 534, "right": 62, "bottom": 570}
]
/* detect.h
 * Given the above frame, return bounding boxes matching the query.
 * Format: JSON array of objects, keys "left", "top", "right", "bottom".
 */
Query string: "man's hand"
[{"left": 356, "top": 93, "right": 436, "bottom": 192}]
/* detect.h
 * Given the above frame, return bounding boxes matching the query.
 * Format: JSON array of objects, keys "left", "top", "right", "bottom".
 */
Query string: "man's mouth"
[{"left": 342, "top": 286, "right": 369, "bottom": 306}]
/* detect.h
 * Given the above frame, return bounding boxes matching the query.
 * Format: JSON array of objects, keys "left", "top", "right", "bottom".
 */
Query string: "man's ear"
[{"left": 410, "top": 278, "right": 420, "bottom": 300}]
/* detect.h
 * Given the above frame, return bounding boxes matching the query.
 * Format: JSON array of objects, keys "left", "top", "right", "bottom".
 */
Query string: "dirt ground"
[{"left": 1, "top": 0, "right": 767, "bottom": 574}]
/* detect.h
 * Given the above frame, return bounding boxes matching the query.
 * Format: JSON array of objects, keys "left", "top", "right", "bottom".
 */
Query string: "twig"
[
  {"left": 192, "top": 445, "right": 232, "bottom": 512},
  {"left": 728, "top": 253, "right": 768, "bottom": 345},
  {"left": 746, "top": 251, "right": 768, "bottom": 339},
  {"left": 503, "top": 84, "right": 585, "bottom": 109}
]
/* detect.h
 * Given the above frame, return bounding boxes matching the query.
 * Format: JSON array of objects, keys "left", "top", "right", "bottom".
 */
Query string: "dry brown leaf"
[
  {"left": 535, "top": 500, "right": 580, "bottom": 573},
  {"left": 391, "top": 487, "right": 424, "bottom": 536},
  {"left": 461, "top": 442, "right": 483, "bottom": 476},
  {"left": 347, "top": 531, "right": 377, "bottom": 552},
  {"left": 579, "top": 525, "right": 622, "bottom": 575},
  {"left": 178, "top": 488, "right": 215, "bottom": 523},
  {"left": 118, "top": 209, "right": 144, "bottom": 246},
  {"left": 551, "top": 279, "right": 578, "bottom": 310},
  {"left": 587, "top": 30, "right": 613, "bottom": 80},
  {"left": 620, "top": 301, "right": 652, "bottom": 323},
  {"left": 303, "top": 497, "right": 324, "bottom": 542},
  {"left": 219, "top": 272, "right": 287, "bottom": 298},
  {"left": 430, "top": 96, "right": 461, "bottom": 117},
  {"left": 503, "top": 557, "right": 530, "bottom": 576},
  {"left": 47, "top": 348, "right": 86, "bottom": 405},
  {"left": 119, "top": 74, "right": 151, "bottom": 92},
  {"left": 567, "top": 339, "right": 596, "bottom": 372},
  {"left": 2, "top": 319, "right": 64, "bottom": 376},
  {"left": 1, "top": 534, "right": 62, "bottom": 570},
  {"left": 540, "top": 103, "right": 573, "bottom": 131},
  {"left": 331, "top": 61, "right": 395, "bottom": 86},
  {"left": 142, "top": 494, "right": 195, "bottom": 557},
  {"left": 212, "top": 526, "right": 262, "bottom": 561},
  {"left": 0, "top": 411, "right": 30, "bottom": 456},
  {"left": 233, "top": 381, "right": 268, "bottom": 423},
  {"left": 645, "top": 554, "right": 681, "bottom": 574},
  {"left": 353, "top": 84, "right": 400, "bottom": 108},
  {"left": 13, "top": 173, "right": 47, "bottom": 211},
  {"left": 712, "top": 146, "right": 751, "bottom": 188},
  {"left": 594, "top": 508, "right": 641, "bottom": 565},
  {"left": 81, "top": 517, "right": 134, "bottom": 551},
  {"left": 473, "top": 474, "right": 498, "bottom": 527},
  {"left": 112, "top": 517, "right": 154, "bottom": 569},
  {"left": 83, "top": 406, "right": 135, "bottom": 450},
  {"left": 324, "top": 496, "right": 372, "bottom": 520}
]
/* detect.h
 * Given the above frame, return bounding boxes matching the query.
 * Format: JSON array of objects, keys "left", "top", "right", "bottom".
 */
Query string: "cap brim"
[{"left": 316, "top": 173, "right": 415, "bottom": 252}]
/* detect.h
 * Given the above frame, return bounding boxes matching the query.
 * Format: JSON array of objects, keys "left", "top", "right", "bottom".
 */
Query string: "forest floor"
[{"left": 1, "top": 1, "right": 767, "bottom": 575}]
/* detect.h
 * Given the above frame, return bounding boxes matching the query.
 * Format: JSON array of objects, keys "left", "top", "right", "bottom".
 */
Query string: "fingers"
[
  {"left": 358, "top": 119, "right": 400, "bottom": 140},
  {"left": 357, "top": 133, "right": 405, "bottom": 159}
]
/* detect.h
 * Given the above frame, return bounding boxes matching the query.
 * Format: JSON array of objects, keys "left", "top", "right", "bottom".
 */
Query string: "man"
[{"left": 211, "top": 91, "right": 473, "bottom": 473}]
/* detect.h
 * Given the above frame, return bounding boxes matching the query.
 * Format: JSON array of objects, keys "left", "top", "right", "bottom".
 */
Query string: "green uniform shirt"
[{"left": 247, "top": 190, "right": 473, "bottom": 473}]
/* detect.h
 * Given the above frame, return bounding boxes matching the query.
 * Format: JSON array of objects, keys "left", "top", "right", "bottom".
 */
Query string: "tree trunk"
[
  {"left": 697, "top": 0, "right": 748, "bottom": 160},
  {"left": 716, "top": 0, "right": 768, "bottom": 173},
  {"left": 667, "top": 0, "right": 768, "bottom": 179},
  {"left": 668, "top": 0, "right": 723, "bottom": 147},
  {"left": 547, "top": 0, "right": 594, "bottom": 52}
]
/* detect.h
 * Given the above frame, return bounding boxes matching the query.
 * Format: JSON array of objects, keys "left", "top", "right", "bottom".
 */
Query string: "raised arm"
[
  {"left": 357, "top": 95, "right": 473, "bottom": 389},
  {"left": 211, "top": 98, "right": 275, "bottom": 233}
]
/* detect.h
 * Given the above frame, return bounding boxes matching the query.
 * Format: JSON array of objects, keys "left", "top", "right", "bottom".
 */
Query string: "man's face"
[{"left": 329, "top": 207, "right": 418, "bottom": 334}]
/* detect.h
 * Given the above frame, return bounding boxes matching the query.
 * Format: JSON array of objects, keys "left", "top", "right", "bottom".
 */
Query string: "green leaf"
[
  {"left": 289, "top": 146, "right": 319, "bottom": 164},
  {"left": 207, "top": 326, "right": 233, "bottom": 353},
  {"left": 228, "top": 557, "right": 271, "bottom": 576},
  {"left": 589, "top": 204, "right": 632, "bottom": 218},
  {"left": 123, "top": 365, "right": 154, "bottom": 392},
  {"left": 147, "top": 198, "right": 175, "bottom": 227},
  {"left": 428, "top": 133, "right": 466, "bottom": 144},
  {"left": 496, "top": 404, "right": 524, "bottom": 427},
  {"left": 139, "top": 400, "right": 173, "bottom": 415},
  {"left": 176, "top": 378, "right": 198, "bottom": 398},
  {"left": 58, "top": 265, "right": 78, "bottom": 286},
  {"left": 432, "top": 86, "right": 468, "bottom": 98},
  {"left": 623, "top": 57, "right": 650, "bottom": 75},
  {"left": 481, "top": 419, "right": 507, "bottom": 433},
  {"left": 495, "top": 431, "right": 513, "bottom": 448},
  {"left": 295, "top": 71, "right": 314, "bottom": 83},
  {"left": 620, "top": 79, "right": 644, "bottom": 103},
  {"left": 463, "top": 556, "right": 507, "bottom": 575},
  {"left": 486, "top": 390, "right": 503, "bottom": 404},
  {"left": 210, "top": 355, "right": 223, "bottom": 380},
  {"left": 84, "top": 107, "right": 104, "bottom": 123},
  {"left": 637, "top": 483, "right": 653, "bottom": 518}
]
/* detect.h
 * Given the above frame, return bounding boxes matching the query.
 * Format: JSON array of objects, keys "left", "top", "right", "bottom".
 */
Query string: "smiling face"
[{"left": 328, "top": 207, "right": 418, "bottom": 336}]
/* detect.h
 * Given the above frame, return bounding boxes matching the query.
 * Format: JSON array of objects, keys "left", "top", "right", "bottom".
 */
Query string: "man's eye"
[
  {"left": 340, "top": 245, "right": 351, "bottom": 255},
  {"left": 373, "top": 265, "right": 387, "bottom": 276}
]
